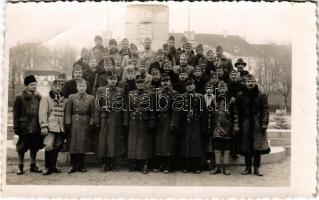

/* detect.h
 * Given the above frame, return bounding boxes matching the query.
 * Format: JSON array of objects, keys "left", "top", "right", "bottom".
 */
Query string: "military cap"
[
  {"left": 168, "top": 36, "right": 175, "bottom": 41},
  {"left": 184, "top": 78, "right": 195, "bottom": 86},
  {"left": 196, "top": 44, "right": 203, "bottom": 50},
  {"left": 161, "top": 73, "right": 171, "bottom": 82},
  {"left": 94, "top": 35, "right": 102, "bottom": 41},
  {"left": 218, "top": 80, "right": 228, "bottom": 89},
  {"left": 156, "top": 49, "right": 164, "bottom": 55},
  {"left": 216, "top": 46, "right": 223, "bottom": 51},
  {"left": 109, "top": 39, "right": 117, "bottom": 46},
  {"left": 135, "top": 74, "right": 146, "bottom": 83},
  {"left": 199, "top": 57, "right": 207, "bottom": 65},
  {"left": 246, "top": 74, "right": 255, "bottom": 80},
  {"left": 185, "top": 42, "right": 192, "bottom": 48},
  {"left": 51, "top": 79, "right": 61, "bottom": 86}
]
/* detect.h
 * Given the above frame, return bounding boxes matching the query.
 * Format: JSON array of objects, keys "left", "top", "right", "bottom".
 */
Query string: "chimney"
[{"left": 222, "top": 30, "right": 228, "bottom": 38}]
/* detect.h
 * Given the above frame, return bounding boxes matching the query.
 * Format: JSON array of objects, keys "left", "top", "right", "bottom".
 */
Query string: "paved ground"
[{"left": 6, "top": 156, "right": 290, "bottom": 186}]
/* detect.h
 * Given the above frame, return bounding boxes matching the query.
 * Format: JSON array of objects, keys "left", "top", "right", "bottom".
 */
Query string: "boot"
[
  {"left": 163, "top": 158, "right": 171, "bottom": 173},
  {"left": 142, "top": 161, "right": 149, "bottom": 174},
  {"left": 78, "top": 154, "right": 87, "bottom": 172},
  {"left": 254, "top": 167, "right": 263, "bottom": 176},
  {"left": 128, "top": 160, "right": 138, "bottom": 171},
  {"left": 30, "top": 163, "right": 42, "bottom": 173},
  {"left": 67, "top": 154, "right": 76, "bottom": 174},
  {"left": 109, "top": 158, "right": 117, "bottom": 172},
  {"left": 100, "top": 158, "right": 107, "bottom": 173},
  {"left": 210, "top": 150, "right": 221, "bottom": 175},
  {"left": 223, "top": 165, "right": 231, "bottom": 175},
  {"left": 43, "top": 151, "right": 52, "bottom": 175},
  {"left": 16, "top": 164, "right": 24, "bottom": 175},
  {"left": 210, "top": 165, "right": 221, "bottom": 174},
  {"left": 182, "top": 158, "right": 190, "bottom": 173},
  {"left": 223, "top": 150, "right": 231, "bottom": 175},
  {"left": 241, "top": 166, "right": 252, "bottom": 175},
  {"left": 206, "top": 160, "right": 213, "bottom": 171},
  {"left": 50, "top": 149, "right": 61, "bottom": 173}
]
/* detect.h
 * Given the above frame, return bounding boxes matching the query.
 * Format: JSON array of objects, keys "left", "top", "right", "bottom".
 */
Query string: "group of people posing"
[{"left": 13, "top": 35, "right": 270, "bottom": 177}]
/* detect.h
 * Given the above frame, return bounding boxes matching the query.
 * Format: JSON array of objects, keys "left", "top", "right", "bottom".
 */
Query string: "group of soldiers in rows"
[{"left": 13, "top": 35, "right": 270, "bottom": 177}]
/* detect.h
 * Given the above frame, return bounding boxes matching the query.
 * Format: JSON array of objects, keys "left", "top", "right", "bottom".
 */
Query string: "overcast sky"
[{"left": 6, "top": 1, "right": 296, "bottom": 52}]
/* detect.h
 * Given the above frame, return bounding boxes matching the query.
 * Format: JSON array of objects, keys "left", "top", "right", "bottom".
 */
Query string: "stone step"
[
  {"left": 283, "top": 146, "right": 291, "bottom": 156},
  {"left": 269, "top": 138, "right": 291, "bottom": 147},
  {"left": 267, "top": 129, "right": 291, "bottom": 139},
  {"left": 7, "top": 139, "right": 286, "bottom": 165}
]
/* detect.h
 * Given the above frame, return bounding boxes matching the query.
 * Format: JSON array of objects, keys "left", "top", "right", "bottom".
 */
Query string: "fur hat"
[{"left": 24, "top": 75, "right": 37, "bottom": 86}]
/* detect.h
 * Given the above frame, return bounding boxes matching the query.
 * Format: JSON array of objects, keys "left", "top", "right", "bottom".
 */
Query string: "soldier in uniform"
[
  {"left": 153, "top": 73, "right": 179, "bottom": 173},
  {"left": 13, "top": 75, "right": 43, "bottom": 175},
  {"left": 39, "top": 80, "right": 67, "bottom": 175},
  {"left": 121, "top": 52, "right": 139, "bottom": 82},
  {"left": 215, "top": 46, "right": 234, "bottom": 79},
  {"left": 109, "top": 39, "right": 119, "bottom": 58},
  {"left": 163, "top": 43, "right": 176, "bottom": 66},
  {"left": 178, "top": 78, "right": 205, "bottom": 174},
  {"left": 92, "top": 57, "right": 114, "bottom": 95},
  {"left": 114, "top": 53, "right": 124, "bottom": 80},
  {"left": 192, "top": 65, "right": 209, "bottom": 95},
  {"left": 149, "top": 49, "right": 165, "bottom": 74},
  {"left": 65, "top": 79, "right": 96, "bottom": 173},
  {"left": 205, "top": 50, "right": 216, "bottom": 75},
  {"left": 172, "top": 68, "right": 189, "bottom": 94},
  {"left": 210, "top": 81, "right": 239, "bottom": 175},
  {"left": 119, "top": 38, "right": 130, "bottom": 58},
  {"left": 148, "top": 68, "right": 162, "bottom": 90},
  {"left": 121, "top": 43, "right": 138, "bottom": 68},
  {"left": 172, "top": 53, "right": 194, "bottom": 76},
  {"left": 123, "top": 74, "right": 156, "bottom": 174},
  {"left": 95, "top": 73, "right": 125, "bottom": 172},
  {"left": 118, "top": 68, "right": 136, "bottom": 157},
  {"left": 162, "top": 59, "right": 179, "bottom": 84},
  {"left": 74, "top": 48, "right": 95, "bottom": 93},
  {"left": 140, "top": 37, "right": 156, "bottom": 68},
  {"left": 62, "top": 65, "right": 91, "bottom": 98},
  {"left": 194, "top": 44, "right": 205, "bottom": 66}
]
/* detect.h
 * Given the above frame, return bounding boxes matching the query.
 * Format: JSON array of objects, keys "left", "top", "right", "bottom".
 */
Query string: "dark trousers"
[{"left": 244, "top": 154, "right": 261, "bottom": 168}]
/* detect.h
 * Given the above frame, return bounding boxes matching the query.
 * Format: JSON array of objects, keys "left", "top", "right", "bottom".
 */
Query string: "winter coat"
[
  {"left": 211, "top": 94, "right": 238, "bottom": 139},
  {"left": 172, "top": 80, "right": 186, "bottom": 94},
  {"left": 61, "top": 79, "right": 92, "bottom": 98},
  {"left": 65, "top": 92, "right": 95, "bottom": 154},
  {"left": 236, "top": 86, "right": 270, "bottom": 155},
  {"left": 154, "top": 87, "right": 179, "bottom": 156},
  {"left": 228, "top": 81, "right": 246, "bottom": 98},
  {"left": 219, "top": 55, "right": 234, "bottom": 78},
  {"left": 94, "top": 86, "right": 125, "bottom": 158},
  {"left": 177, "top": 91, "right": 205, "bottom": 158},
  {"left": 193, "top": 74, "right": 209, "bottom": 94},
  {"left": 205, "top": 61, "right": 216, "bottom": 75},
  {"left": 123, "top": 89, "right": 156, "bottom": 160},
  {"left": 13, "top": 90, "right": 42, "bottom": 136},
  {"left": 39, "top": 91, "right": 67, "bottom": 133}
]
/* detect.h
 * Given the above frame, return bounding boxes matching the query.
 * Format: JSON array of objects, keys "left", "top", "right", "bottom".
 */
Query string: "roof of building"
[{"left": 170, "top": 32, "right": 263, "bottom": 57}]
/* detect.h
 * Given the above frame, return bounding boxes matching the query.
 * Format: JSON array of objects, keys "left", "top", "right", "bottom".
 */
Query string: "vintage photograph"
[{"left": 1, "top": 1, "right": 317, "bottom": 198}]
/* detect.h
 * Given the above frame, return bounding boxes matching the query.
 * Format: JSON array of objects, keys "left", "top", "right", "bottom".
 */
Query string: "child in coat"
[
  {"left": 210, "top": 81, "right": 239, "bottom": 175},
  {"left": 39, "top": 80, "right": 67, "bottom": 175}
]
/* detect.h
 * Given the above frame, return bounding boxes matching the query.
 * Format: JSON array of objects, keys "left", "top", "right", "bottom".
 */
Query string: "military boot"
[
  {"left": 30, "top": 163, "right": 42, "bottom": 173},
  {"left": 254, "top": 167, "right": 263, "bottom": 176},
  {"left": 16, "top": 164, "right": 24, "bottom": 175},
  {"left": 241, "top": 166, "right": 252, "bottom": 175},
  {"left": 43, "top": 151, "right": 51, "bottom": 175}
]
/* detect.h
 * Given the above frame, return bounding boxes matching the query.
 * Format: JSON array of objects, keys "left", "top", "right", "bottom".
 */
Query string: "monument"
[{"left": 125, "top": 4, "right": 169, "bottom": 51}]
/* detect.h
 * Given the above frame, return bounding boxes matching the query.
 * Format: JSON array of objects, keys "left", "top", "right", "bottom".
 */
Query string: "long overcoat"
[
  {"left": 123, "top": 89, "right": 156, "bottom": 160},
  {"left": 13, "top": 90, "right": 42, "bottom": 136},
  {"left": 94, "top": 86, "right": 125, "bottom": 158},
  {"left": 177, "top": 91, "right": 205, "bottom": 158},
  {"left": 154, "top": 87, "right": 179, "bottom": 156},
  {"left": 236, "top": 87, "right": 270, "bottom": 155},
  {"left": 65, "top": 92, "right": 95, "bottom": 154}
]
